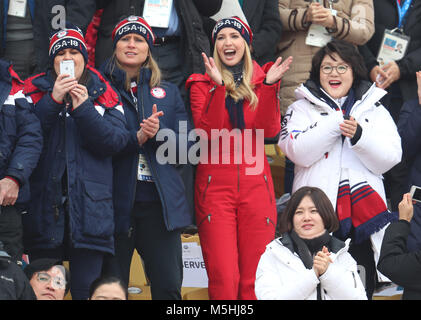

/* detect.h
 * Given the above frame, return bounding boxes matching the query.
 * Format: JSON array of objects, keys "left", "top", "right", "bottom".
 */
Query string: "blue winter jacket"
[
  {"left": 0, "top": 59, "right": 42, "bottom": 205},
  {"left": 398, "top": 98, "right": 421, "bottom": 252},
  {"left": 22, "top": 65, "right": 130, "bottom": 254},
  {"left": 101, "top": 61, "right": 194, "bottom": 234}
]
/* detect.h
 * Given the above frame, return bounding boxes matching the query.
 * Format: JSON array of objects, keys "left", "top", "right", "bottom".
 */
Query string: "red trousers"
[{"left": 195, "top": 162, "right": 277, "bottom": 300}]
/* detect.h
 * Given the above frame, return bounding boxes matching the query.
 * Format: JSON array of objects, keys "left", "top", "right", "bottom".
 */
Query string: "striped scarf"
[{"left": 335, "top": 169, "right": 398, "bottom": 244}]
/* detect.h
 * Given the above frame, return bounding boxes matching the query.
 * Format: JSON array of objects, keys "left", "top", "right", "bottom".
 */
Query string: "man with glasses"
[{"left": 24, "top": 258, "right": 70, "bottom": 300}]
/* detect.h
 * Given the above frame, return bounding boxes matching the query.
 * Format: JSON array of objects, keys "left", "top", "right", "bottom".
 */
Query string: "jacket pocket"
[
  {"left": 202, "top": 175, "right": 212, "bottom": 202},
  {"left": 197, "top": 214, "right": 211, "bottom": 229},
  {"left": 263, "top": 174, "right": 274, "bottom": 204},
  {"left": 82, "top": 180, "right": 114, "bottom": 239},
  {"left": 265, "top": 217, "right": 276, "bottom": 229}
]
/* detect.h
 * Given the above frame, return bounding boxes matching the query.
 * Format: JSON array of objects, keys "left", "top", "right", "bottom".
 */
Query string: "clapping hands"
[
  {"left": 136, "top": 104, "right": 164, "bottom": 146},
  {"left": 313, "top": 246, "right": 332, "bottom": 277},
  {"left": 372, "top": 61, "right": 401, "bottom": 90},
  {"left": 202, "top": 52, "right": 223, "bottom": 86},
  {"left": 306, "top": 2, "right": 335, "bottom": 28},
  {"left": 265, "top": 56, "right": 293, "bottom": 85}
]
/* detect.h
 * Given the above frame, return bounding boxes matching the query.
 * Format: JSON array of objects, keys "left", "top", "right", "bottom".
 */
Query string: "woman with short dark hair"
[
  {"left": 255, "top": 186, "right": 367, "bottom": 300},
  {"left": 309, "top": 40, "right": 369, "bottom": 88},
  {"left": 278, "top": 39, "right": 402, "bottom": 298},
  {"left": 89, "top": 276, "right": 128, "bottom": 300},
  {"left": 279, "top": 186, "right": 339, "bottom": 235}
]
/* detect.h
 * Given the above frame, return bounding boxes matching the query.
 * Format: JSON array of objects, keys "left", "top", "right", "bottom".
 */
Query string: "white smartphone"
[
  {"left": 410, "top": 185, "right": 421, "bottom": 203},
  {"left": 60, "top": 60, "right": 75, "bottom": 78}
]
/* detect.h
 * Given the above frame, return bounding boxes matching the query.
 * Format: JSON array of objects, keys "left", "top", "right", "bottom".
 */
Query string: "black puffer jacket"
[
  {"left": 358, "top": 0, "right": 421, "bottom": 101},
  {"left": 378, "top": 220, "right": 421, "bottom": 300},
  {"left": 0, "top": 248, "right": 36, "bottom": 300}
]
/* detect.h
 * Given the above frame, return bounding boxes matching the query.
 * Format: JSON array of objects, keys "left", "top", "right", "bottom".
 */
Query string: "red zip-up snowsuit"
[{"left": 186, "top": 61, "right": 279, "bottom": 300}]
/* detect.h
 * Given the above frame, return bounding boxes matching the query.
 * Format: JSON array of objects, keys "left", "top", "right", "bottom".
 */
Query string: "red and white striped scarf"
[{"left": 335, "top": 169, "right": 398, "bottom": 243}]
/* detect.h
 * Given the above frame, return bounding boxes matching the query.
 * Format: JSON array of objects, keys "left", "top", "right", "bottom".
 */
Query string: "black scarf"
[
  {"left": 225, "top": 61, "right": 245, "bottom": 130},
  {"left": 289, "top": 230, "right": 332, "bottom": 269}
]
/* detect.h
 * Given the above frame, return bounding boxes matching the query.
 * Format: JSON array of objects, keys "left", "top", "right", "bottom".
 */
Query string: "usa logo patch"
[
  {"left": 57, "top": 30, "right": 67, "bottom": 38},
  {"left": 151, "top": 87, "right": 166, "bottom": 99}
]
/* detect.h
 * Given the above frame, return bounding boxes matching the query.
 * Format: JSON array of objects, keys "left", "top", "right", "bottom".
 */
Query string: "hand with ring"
[{"left": 69, "top": 84, "right": 89, "bottom": 109}]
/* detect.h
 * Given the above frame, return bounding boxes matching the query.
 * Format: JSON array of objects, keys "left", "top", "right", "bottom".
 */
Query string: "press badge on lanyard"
[
  {"left": 305, "top": 0, "right": 337, "bottom": 48},
  {"left": 143, "top": 0, "right": 173, "bottom": 28},
  {"left": 138, "top": 152, "right": 154, "bottom": 182},
  {"left": 377, "top": 0, "right": 412, "bottom": 66},
  {"left": 8, "top": 0, "right": 27, "bottom": 18}
]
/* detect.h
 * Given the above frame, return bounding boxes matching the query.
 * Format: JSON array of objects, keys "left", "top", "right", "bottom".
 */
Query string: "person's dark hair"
[
  {"left": 89, "top": 276, "right": 128, "bottom": 300},
  {"left": 279, "top": 186, "right": 339, "bottom": 234},
  {"left": 23, "top": 258, "right": 70, "bottom": 294},
  {"left": 309, "top": 39, "right": 368, "bottom": 87}
]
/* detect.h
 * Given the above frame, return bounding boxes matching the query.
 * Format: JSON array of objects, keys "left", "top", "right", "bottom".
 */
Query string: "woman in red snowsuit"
[{"left": 186, "top": 16, "right": 293, "bottom": 300}]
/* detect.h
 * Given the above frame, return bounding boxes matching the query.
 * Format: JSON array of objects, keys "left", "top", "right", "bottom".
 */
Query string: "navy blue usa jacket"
[
  {"left": 398, "top": 98, "right": 421, "bottom": 252},
  {"left": 101, "top": 61, "right": 194, "bottom": 234},
  {"left": 22, "top": 65, "right": 129, "bottom": 254},
  {"left": 0, "top": 59, "right": 42, "bottom": 205}
]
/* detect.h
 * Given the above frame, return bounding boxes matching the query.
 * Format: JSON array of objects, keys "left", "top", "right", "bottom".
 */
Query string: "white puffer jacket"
[
  {"left": 278, "top": 81, "right": 402, "bottom": 280},
  {"left": 255, "top": 235, "right": 367, "bottom": 300}
]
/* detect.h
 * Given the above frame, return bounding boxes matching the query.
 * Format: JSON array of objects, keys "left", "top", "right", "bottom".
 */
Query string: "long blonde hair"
[
  {"left": 110, "top": 49, "right": 161, "bottom": 91},
  {"left": 213, "top": 42, "right": 258, "bottom": 109}
]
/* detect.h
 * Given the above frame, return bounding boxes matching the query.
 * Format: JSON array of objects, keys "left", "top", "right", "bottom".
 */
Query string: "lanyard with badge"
[
  {"left": 376, "top": 0, "right": 412, "bottom": 66},
  {"left": 142, "top": 0, "right": 173, "bottom": 28},
  {"left": 130, "top": 81, "right": 154, "bottom": 183},
  {"left": 305, "top": 0, "right": 337, "bottom": 47},
  {"left": 8, "top": 0, "right": 27, "bottom": 18}
]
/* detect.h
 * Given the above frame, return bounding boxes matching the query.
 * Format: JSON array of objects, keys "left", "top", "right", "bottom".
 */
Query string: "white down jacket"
[
  {"left": 278, "top": 80, "right": 402, "bottom": 280},
  {"left": 255, "top": 235, "right": 367, "bottom": 300}
]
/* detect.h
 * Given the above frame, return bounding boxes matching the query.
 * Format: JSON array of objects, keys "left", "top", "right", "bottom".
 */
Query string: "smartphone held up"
[
  {"left": 60, "top": 60, "right": 75, "bottom": 78},
  {"left": 410, "top": 185, "right": 421, "bottom": 203}
]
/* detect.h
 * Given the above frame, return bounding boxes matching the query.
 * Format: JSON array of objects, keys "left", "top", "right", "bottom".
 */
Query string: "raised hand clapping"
[
  {"left": 265, "top": 56, "right": 293, "bottom": 85},
  {"left": 202, "top": 52, "right": 223, "bottom": 86}
]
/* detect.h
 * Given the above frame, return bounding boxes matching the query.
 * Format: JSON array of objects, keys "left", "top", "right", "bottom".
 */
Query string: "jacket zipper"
[
  {"left": 202, "top": 175, "right": 211, "bottom": 201},
  {"left": 205, "top": 86, "right": 216, "bottom": 113},
  {"left": 237, "top": 164, "right": 240, "bottom": 192},
  {"left": 266, "top": 217, "right": 275, "bottom": 228},
  {"left": 263, "top": 174, "right": 274, "bottom": 204},
  {"left": 64, "top": 108, "right": 73, "bottom": 245},
  {"left": 139, "top": 83, "right": 169, "bottom": 229},
  {"left": 127, "top": 80, "right": 142, "bottom": 234},
  {"left": 352, "top": 271, "right": 357, "bottom": 288}
]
